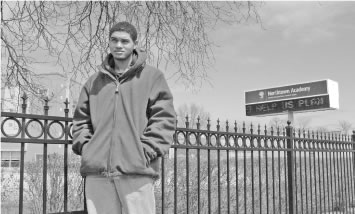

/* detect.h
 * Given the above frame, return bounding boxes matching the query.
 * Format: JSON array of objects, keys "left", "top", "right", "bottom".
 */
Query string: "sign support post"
[
  {"left": 287, "top": 111, "right": 294, "bottom": 125},
  {"left": 286, "top": 117, "right": 294, "bottom": 214}
]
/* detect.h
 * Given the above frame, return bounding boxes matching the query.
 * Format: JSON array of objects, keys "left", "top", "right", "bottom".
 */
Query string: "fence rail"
[{"left": 1, "top": 95, "right": 355, "bottom": 214}]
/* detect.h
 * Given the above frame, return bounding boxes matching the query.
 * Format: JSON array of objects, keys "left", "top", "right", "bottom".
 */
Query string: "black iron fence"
[{"left": 1, "top": 94, "right": 355, "bottom": 214}]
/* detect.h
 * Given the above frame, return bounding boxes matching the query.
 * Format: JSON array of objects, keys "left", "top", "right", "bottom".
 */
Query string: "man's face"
[{"left": 109, "top": 31, "right": 137, "bottom": 61}]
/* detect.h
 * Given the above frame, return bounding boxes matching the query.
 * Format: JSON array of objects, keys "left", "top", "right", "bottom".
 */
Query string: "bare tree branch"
[
  {"left": 338, "top": 120, "right": 352, "bottom": 135},
  {"left": 1, "top": 1, "right": 262, "bottom": 98}
]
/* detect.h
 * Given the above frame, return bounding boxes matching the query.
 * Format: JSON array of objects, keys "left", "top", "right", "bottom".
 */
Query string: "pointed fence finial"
[
  {"left": 43, "top": 95, "right": 50, "bottom": 115},
  {"left": 64, "top": 98, "right": 70, "bottom": 109},
  {"left": 264, "top": 124, "right": 267, "bottom": 135},
  {"left": 226, "top": 120, "right": 229, "bottom": 132},
  {"left": 64, "top": 98, "right": 70, "bottom": 116},
  {"left": 21, "top": 92, "right": 28, "bottom": 101},
  {"left": 197, "top": 116, "right": 200, "bottom": 130},
  {"left": 217, "top": 118, "right": 220, "bottom": 131},
  {"left": 312, "top": 130, "right": 315, "bottom": 139},
  {"left": 316, "top": 131, "right": 319, "bottom": 139},
  {"left": 207, "top": 118, "right": 211, "bottom": 131},
  {"left": 185, "top": 115, "right": 189, "bottom": 128},
  {"left": 257, "top": 124, "right": 261, "bottom": 135},
  {"left": 234, "top": 121, "right": 237, "bottom": 132},
  {"left": 21, "top": 92, "right": 28, "bottom": 113}
]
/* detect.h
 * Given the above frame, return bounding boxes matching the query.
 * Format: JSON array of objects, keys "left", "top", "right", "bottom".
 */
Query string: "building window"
[
  {"left": 1, "top": 160, "right": 10, "bottom": 167},
  {"left": 1, "top": 151, "right": 21, "bottom": 168}
]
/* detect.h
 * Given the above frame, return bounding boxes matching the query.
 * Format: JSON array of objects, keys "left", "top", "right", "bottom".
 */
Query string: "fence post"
[
  {"left": 64, "top": 98, "right": 70, "bottom": 212},
  {"left": 286, "top": 121, "right": 294, "bottom": 214},
  {"left": 19, "top": 93, "right": 27, "bottom": 214},
  {"left": 43, "top": 96, "right": 49, "bottom": 214}
]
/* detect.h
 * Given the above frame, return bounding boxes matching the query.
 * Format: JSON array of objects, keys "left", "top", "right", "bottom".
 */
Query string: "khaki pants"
[{"left": 85, "top": 175, "right": 156, "bottom": 214}]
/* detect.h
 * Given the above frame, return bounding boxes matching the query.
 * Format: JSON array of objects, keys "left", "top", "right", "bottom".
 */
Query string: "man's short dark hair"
[{"left": 109, "top": 22, "right": 137, "bottom": 41}]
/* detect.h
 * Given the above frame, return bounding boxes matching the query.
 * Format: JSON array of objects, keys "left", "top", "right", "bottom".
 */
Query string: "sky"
[{"left": 168, "top": 1, "right": 355, "bottom": 132}]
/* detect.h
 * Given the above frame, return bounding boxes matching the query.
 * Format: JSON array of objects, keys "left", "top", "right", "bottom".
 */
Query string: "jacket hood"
[{"left": 99, "top": 49, "right": 147, "bottom": 81}]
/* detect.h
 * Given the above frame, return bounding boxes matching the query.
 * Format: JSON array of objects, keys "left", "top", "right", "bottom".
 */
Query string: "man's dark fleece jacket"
[{"left": 72, "top": 49, "right": 176, "bottom": 179}]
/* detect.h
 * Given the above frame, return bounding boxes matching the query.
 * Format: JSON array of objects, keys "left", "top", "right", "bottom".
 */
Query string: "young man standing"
[{"left": 72, "top": 22, "right": 176, "bottom": 214}]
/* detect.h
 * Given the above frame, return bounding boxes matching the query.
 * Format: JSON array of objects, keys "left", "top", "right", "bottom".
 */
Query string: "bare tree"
[
  {"left": 338, "top": 120, "right": 352, "bottom": 135},
  {"left": 268, "top": 117, "right": 286, "bottom": 132},
  {"left": 295, "top": 117, "right": 312, "bottom": 131},
  {"left": 315, "top": 126, "right": 329, "bottom": 134},
  {"left": 1, "top": 170, "right": 20, "bottom": 213},
  {"left": 176, "top": 103, "right": 211, "bottom": 129},
  {"left": 1, "top": 1, "right": 262, "bottom": 99},
  {"left": 25, "top": 153, "right": 83, "bottom": 213}
]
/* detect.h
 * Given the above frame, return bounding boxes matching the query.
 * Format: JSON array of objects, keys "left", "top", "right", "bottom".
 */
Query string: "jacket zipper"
[{"left": 106, "top": 74, "right": 120, "bottom": 177}]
